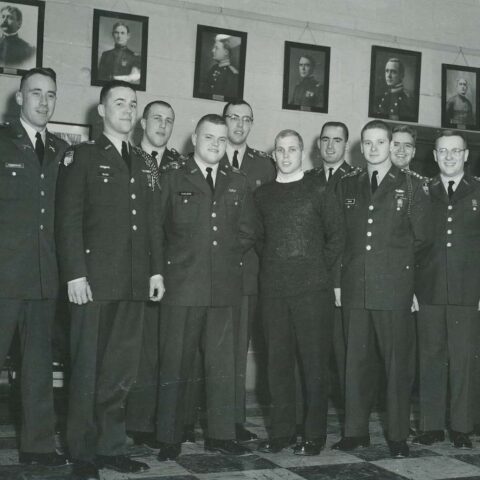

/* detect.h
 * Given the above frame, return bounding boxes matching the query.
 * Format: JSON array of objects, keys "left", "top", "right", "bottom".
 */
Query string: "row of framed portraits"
[{"left": 2, "top": 0, "right": 479, "bottom": 130}]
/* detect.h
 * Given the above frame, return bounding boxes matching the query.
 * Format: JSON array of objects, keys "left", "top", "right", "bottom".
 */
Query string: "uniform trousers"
[
  {"left": 0, "top": 299, "right": 56, "bottom": 453},
  {"left": 261, "top": 290, "right": 333, "bottom": 440},
  {"left": 417, "top": 304, "right": 480, "bottom": 433},
  {"left": 156, "top": 306, "right": 236, "bottom": 444},
  {"left": 344, "top": 308, "right": 415, "bottom": 441},
  {"left": 234, "top": 294, "right": 257, "bottom": 423},
  {"left": 126, "top": 302, "right": 159, "bottom": 433},
  {"left": 67, "top": 301, "right": 144, "bottom": 461},
  {"left": 332, "top": 306, "right": 346, "bottom": 401}
]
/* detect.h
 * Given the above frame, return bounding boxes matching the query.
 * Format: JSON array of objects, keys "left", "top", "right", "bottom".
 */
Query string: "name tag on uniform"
[
  {"left": 228, "top": 188, "right": 237, "bottom": 193},
  {"left": 5, "top": 162, "right": 24, "bottom": 169},
  {"left": 178, "top": 191, "right": 194, "bottom": 196},
  {"left": 345, "top": 198, "right": 355, "bottom": 206},
  {"left": 141, "top": 169, "right": 150, "bottom": 174},
  {"left": 97, "top": 171, "right": 113, "bottom": 178},
  {"left": 99, "top": 165, "right": 111, "bottom": 170}
]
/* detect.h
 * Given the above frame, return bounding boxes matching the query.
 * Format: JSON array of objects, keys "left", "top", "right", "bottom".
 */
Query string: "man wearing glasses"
[
  {"left": 222, "top": 100, "right": 276, "bottom": 441},
  {"left": 413, "top": 130, "right": 480, "bottom": 449}
]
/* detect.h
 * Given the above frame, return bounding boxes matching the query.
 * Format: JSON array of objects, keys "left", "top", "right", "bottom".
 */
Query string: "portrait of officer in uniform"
[
  {"left": 283, "top": 41, "right": 330, "bottom": 113},
  {"left": 369, "top": 46, "right": 421, "bottom": 122},
  {"left": 0, "top": 67, "right": 67, "bottom": 467},
  {"left": 92, "top": 10, "right": 148, "bottom": 90},
  {"left": 193, "top": 25, "right": 247, "bottom": 101},
  {"left": 0, "top": 3, "right": 37, "bottom": 69},
  {"left": 55, "top": 79, "right": 163, "bottom": 480},
  {"left": 442, "top": 65, "right": 478, "bottom": 129}
]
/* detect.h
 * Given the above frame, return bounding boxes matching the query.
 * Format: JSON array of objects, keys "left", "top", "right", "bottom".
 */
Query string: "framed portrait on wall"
[
  {"left": 368, "top": 45, "right": 422, "bottom": 123},
  {"left": 91, "top": 9, "right": 148, "bottom": 91},
  {"left": 193, "top": 25, "right": 247, "bottom": 102},
  {"left": 0, "top": 0, "right": 44, "bottom": 76},
  {"left": 441, "top": 64, "right": 479, "bottom": 131},
  {"left": 48, "top": 121, "right": 92, "bottom": 146},
  {"left": 282, "top": 41, "right": 330, "bottom": 113}
]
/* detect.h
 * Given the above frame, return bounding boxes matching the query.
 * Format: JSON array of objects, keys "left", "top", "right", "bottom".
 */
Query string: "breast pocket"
[
  {"left": 225, "top": 194, "right": 241, "bottom": 223},
  {"left": 173, "top": 194, "right": 199, "bottom": 223},
  {"left": 0, "top": 169, "right": 27, "bottom": 200},
  {"left": 88, "top": 176, "right": 122, "bottom": 206}
]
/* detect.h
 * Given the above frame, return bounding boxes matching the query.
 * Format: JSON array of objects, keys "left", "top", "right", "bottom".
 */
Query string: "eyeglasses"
[
  {"left": 225, "top": 114, "right": 253, "bottom": 125},
  {"left": 435, "top": 148, "right": 465, "bottom": 158}
]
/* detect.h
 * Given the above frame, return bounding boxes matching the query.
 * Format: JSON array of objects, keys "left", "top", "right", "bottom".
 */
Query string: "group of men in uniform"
[{"left": 1, "top": 66, "right": 480, "bottom": 479}]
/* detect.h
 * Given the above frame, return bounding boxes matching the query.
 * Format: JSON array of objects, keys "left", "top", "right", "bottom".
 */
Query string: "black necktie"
[
  {"left": 35, "top": 132, "right": 44, "bottom": 166},
  {"left": 327, "top": 167, "right": 334, "bottom": 182},
  {"left": 121, "top": 141, "right": 131, "bottom": 171},
  {"left": 232, "top": 150, "right": 239, "bottom": 169},
  {"left": 447, "top": 180, "right": 455, "bottom": 199},
  {"left": 206, "top": 167, "right": 214, "bottom": 192},
  {"left": 151, "top": 150, "right": 159, "bottom": 167},
  {"left": 371, "top": 170, "right": 378, "bottom": 194}
]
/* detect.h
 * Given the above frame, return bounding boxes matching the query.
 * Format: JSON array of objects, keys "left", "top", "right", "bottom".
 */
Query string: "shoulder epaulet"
[
  {"left": 341, "top": 166, "right": 363, "bottom": 179},
  {"left": 474, "top": 176, "right": 480, "bottom": 182},
  {"left": 304, "top": 167, "right": 323, "bottom": 176},
  {"left": 0, "top": 122, "right": 10, "bottom": 128},
  {"left": 229, "top": 65, "right": 239, "bottom": 75},
  {"left": 251, "top": 148, "right": 270, "bottom": 159},
  {"left": 401, "top": 168, "right": 427, "bottom": 181},
  {"left": 163, "top": 157, "right": 188, "bottom": 172}
]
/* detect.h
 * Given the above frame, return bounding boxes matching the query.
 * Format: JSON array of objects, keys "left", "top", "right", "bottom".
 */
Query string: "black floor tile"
[
  {"left": 176, "top": 452, "right": 278, "bottom": 474},
  {"left": 290, "top": 462, "right": 409, "bottom": 479},
  {"left": 0, "top": 464, "right": 72, "bottom": 480},
  {"left": 452, "top": 453, "right": 480, "bottom": 467},
  {"left": 347, "top": 443, "right": 440, "bottom": 461}
]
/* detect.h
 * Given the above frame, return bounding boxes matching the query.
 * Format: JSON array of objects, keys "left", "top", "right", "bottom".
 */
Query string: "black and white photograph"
[
  {"left": 91, "top": 9, "right": 148, "bottom": 90},
  {"left": 47, "top": 121, "right": 91, "bottom": 145},
  {"left": 193, "top": 24, "right": 247, "bottom": 102},
  {"left": 442, "top": 63, "right": 479, "bottom": 130},
  {"left": 282, "top": 41, "right": 330, "bottom": 113},
  {"left": 0, "top": 0, "right": 44, "bottom": 75},
  {"left": 368, "top": 45, "right": 422, "bottom": 123}
]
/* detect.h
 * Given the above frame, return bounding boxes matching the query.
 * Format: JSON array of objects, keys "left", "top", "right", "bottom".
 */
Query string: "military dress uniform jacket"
[
  {"left": 336, "top": 166, "right": 432, "bottom": 310},
  {"left": 55, "top": 135, "right": 162, "bottom": 301},
  {"left": 0, "top": 120, "right": 67, "bottom": 299},
  {"left": 98, "top": 46, "right": 140, "bottom": 81},
  {"left": 204, "top": 63, "right": 238, "bottom": 98},
  {"left": 0, "top": 34, "right": 35, "bottom": 67},
  {"left": 415, "top": 174, "right": 480, "bottom": 306},
  {"left": 220, "top": 147, "right": 276, "bottom": 295},
  {"left": 158, "top": 156, "right": 257, "bottom": 307},
  {"left": 291, "top": 76, "right": 323, "bottom": 107},
  {"left": 373, "top": 86, "right": 415, "bottom": 121}
]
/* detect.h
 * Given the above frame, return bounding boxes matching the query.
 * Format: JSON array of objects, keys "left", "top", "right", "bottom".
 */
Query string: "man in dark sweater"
[{"left": 255, "top": 129, "right": 345, "bottom": 455}]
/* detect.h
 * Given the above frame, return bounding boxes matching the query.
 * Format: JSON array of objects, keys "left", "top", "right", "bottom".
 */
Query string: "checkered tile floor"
[{"left": 2, "top": 407, "right": 480, "bottom": 480}]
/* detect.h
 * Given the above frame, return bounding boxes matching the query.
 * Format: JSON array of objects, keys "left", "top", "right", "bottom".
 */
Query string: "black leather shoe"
[
  {"left": 331, "top": 436, "right": 370, "bottom": 451},
  {"left": 236, "top": 424, "right": 258, "bottom": 442},
  {"left": 129, "top": 431, "right": 162, "bottom": 449},
  {"left": 257, "top": 437, "right": 292, "bottom": 453},
  {"left": 451, "top": 431, "right": 472, "bottom": 449},
  {"left": 157, "top": 442, "right": 181, "bottom": 461},
  {"left": 205, "top": 438, "right": 250, "bottom": 455},
  {"left": 96, "top": 454, "right": 149, "bottom": 473},
  {"left": 19, "top": 451, "right": 67, "bottom": 466},
  {"left": 293, "top": 438, "right": 326, "bottom": 456},
  {"left": 388, "top": 440, "right": 409, "bottom": 458},
  {"left": 182, "top": 424, "right": 196, "bottom": 443},
  {"left": 71, "top": 461, "right": 100, "bottom": 480},
  {"left": 412, "top": 430, "right": 445, "bottom": 445}
]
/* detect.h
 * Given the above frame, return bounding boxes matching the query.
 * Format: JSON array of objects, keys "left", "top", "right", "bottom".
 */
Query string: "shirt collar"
[
  {"left": 141, "top": 142, "right": 166, "bottom": 165},
  {"left": 322, "top": 160, "right": 344, "bottom": 177},
  {"left": 440, "top": 172, "right": 464, "bottom": 192},
  {"left": 367, "top": 160, "right": 391, "bottom": 186},
  {"left": 194, "top": 156, "right": 219, "bottom": 180},
  {"left": 226, "top": 144, "right": 246, "bottom": 167},
  {"left": 20, "top": 117, "right": 46, "bottom": 147},
  {"left": 104, "top": 132, "right": 129, "bottom": 156},
  {"left": 276, "top": 170, "right": 304, "bottom": 183}
]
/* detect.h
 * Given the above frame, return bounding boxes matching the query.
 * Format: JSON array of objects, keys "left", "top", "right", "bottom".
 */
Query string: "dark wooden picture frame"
[
  {"left": 193, "top": 24, "right": 247, "bottom": 102},
  {"left": 48, "top": 121, "right": 92, "bottom": 146},
  {"left": 368, "top": 45, "right": 422, "bottom": 123},
  {"left": 282, "top": 41, "right": 330, "bottom": 113},
  {"left": 0, "top": 0, "right": 44, "bottom": 76},
  {"left": 91, "top": 9, "right": 148, "bottom": 91},
  {"left": 441, "top": 64, "right": 479, "bottom": 131}
]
